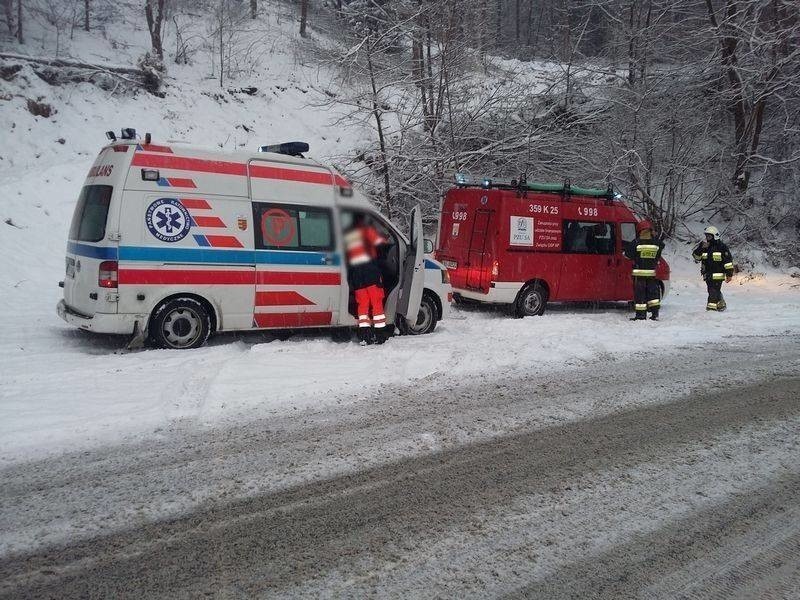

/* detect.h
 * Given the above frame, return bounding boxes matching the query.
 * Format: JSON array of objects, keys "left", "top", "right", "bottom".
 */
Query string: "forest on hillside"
[{"left": 2, "top": 0, "right": 798, "bottom": 261}]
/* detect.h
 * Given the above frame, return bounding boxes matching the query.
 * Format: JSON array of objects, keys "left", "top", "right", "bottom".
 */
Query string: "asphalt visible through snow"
[{"left": 1, "top": 336, "right": 799, "bottom": 599}]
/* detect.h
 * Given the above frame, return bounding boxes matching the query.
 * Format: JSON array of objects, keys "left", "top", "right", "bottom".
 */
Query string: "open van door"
[{"left": 397, "top": 205, "right": 425, "bottom": 321}]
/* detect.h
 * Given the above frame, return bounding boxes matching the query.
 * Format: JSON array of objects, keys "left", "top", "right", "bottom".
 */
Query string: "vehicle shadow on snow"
[
  {"left": 53, "top": 326, "right": 361, "bottom": 356},
  {"left": 453, "top": 299, "right": 630, "bottom": 319}
]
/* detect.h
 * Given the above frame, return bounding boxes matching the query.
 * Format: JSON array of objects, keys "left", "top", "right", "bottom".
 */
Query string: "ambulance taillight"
[
  {"left": 491, "top": 260, "right": 499, "bottom": 278},
  {"left": 98, "top": 261, "right": 118, "bottom": 288}
]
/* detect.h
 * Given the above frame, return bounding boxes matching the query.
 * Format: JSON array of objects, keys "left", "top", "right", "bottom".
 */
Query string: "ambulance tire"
[
  {"left": 149, "top": 297, "right": 212, "bottom": 350},
  {"left": 398, "top": 292, "right": 438, "bottom": 336},
  {"left": 515, "top": 282, "right": 547, "bottom": 317}
]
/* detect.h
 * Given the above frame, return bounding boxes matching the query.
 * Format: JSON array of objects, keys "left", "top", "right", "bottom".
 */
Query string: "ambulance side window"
[
  {"left": 253, "top": 203, "right": 334, "bottom": 251},
  {"left": 562, "top": 220, "right": 615, "bottom": 255}
]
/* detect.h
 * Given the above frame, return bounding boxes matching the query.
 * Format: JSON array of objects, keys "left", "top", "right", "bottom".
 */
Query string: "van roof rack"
[{"left": 453, "top": 172, "right": 614, "bottom": 199}]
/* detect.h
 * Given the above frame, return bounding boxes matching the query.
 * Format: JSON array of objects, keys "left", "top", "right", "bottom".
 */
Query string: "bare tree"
[
  {"left": 83, "top": 0, "right": 88, "bottom": 31},
  {"left": 3, "top": 0, "right": 14, "bottom": 36},
  {"left": 300, "top": 0, "right": 308, "bottom": 37},
  {"left": 145, "top": 0, "right": 166, "bottom": 60},
  {"left": 16, "top": 0, "right": 23, "bottom": 43}
]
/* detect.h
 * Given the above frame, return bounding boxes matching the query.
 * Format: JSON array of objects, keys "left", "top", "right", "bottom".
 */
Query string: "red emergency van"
[{"left": 435, "top": 176, "right": 670, "bottom": 316}]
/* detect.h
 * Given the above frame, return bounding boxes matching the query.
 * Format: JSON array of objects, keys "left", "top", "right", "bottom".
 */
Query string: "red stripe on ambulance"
[
  {"left": 132, "top": 153, "right": 348, "bottom": 187},
  {"left": 252, "top": 312, "right": 332, "bottom": 328},
  {"left": 180, "top": 198, "right": 212, "bottom": 210},
  {"left": 256, "top": 271, "right": 340, "bottom": 285},
  {"left": 119, "top": 269, "right": 255, "bottom": 285},
  {"left": 254, "top": 291, "right": 315, "bottom": 306},
  {"left": 166, "top": 177, "right": 196, "bottom": 188},
  {"left": 204, "top": 235, "right": 243, "bottom": 248},
  {"left": 192, "top": 216, "right": 226, "bottom": 228}
]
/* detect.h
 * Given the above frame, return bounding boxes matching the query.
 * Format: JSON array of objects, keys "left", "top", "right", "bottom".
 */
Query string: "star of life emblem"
[{"left": 145, "top": 198, "right": 191, "bottom": 242}]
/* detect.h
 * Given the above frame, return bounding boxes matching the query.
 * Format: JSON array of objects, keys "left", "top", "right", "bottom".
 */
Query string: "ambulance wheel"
[
  {"left": 399, "top": 293, "right": 438, "bottom": 335},
  {"left": 515, "top": 283, "right": 547, "bottom": 317},
  {"left": 150, "top": 297, "right": 212, "bottom": 350}
]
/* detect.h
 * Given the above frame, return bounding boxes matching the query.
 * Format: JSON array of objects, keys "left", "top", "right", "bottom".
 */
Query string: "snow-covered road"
[{"left": 1, "top": 335, "right": 799, "bottom": 598}]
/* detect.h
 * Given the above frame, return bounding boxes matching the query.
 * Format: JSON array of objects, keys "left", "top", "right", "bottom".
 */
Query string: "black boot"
[
  {"left": 373, "top": 327, "right": 387, "bottom": 345},
  {"left": 649, "top": 310, "right": 659, "bottom": 321},
  {"left": 357, "top": 327, "right": 370, "bottom": 346},
  {"left": 630, "top": 312, "right": 647, "bottom": 321}
]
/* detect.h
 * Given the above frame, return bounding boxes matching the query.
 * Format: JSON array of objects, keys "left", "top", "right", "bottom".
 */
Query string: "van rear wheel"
[
  {"left": 150, "top": 298, "right": 212, "bottom": 349},
  {"left": 515, "top": 283, "right": 547, "bottom": 317}
]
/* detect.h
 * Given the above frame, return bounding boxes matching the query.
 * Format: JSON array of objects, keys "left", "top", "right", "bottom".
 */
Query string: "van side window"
[
  {"left": 562, "top": 220, "right": 615, "bottom": 255},
  {"left": 621, "top": 222, "right": 636, "bottom": 243},
  {"left": 253, "top": 203, "right": 334, "bottom": 251}
]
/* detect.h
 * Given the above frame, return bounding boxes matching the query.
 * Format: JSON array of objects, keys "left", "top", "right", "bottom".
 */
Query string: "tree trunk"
[
  {"left": 250, "top": 0, "right": 256, "bottom": 19},
  {"left": 4, "top": 0, "right": 14, "bottom": 35},
  {"left": 515, "top": 0, "right": 520, "bottom": 44},
  {"left": 84, "top": 0, "right": 89, "bottom": 32},
  {"left": 144, "top": 0, "right": 165, "bottom": 60},
  {"left": 367, "top": 46, "right": 392, "bottom": 219},
  {"left": 299, "top": 0, "right": 308, "bottom": 37},
  {"left": 16, "top": 0, "right": 22, "bottom": 44}
]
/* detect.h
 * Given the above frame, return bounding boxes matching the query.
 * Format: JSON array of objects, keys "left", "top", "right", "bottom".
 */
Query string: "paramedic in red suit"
[{"left": 345, "top": 215, "right": 389, "bottom": 345}]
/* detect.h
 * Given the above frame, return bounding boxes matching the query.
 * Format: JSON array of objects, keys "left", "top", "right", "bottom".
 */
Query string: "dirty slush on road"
[{"left": 1, "top": 335, "right": 799, "bottom": 599}]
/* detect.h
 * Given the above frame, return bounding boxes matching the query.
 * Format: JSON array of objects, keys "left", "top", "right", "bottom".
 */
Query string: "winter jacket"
[
  {"left": 624, "top": 237, "right": 665, "bottom": 277},
  {"left": 692, "top": 240, "right": 734, "bottom": 281}
]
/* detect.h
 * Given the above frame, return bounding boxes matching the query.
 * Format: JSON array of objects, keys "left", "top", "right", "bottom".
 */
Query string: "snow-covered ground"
[{"left": 1, "top": 0, "right": 799, "bottom": 466}]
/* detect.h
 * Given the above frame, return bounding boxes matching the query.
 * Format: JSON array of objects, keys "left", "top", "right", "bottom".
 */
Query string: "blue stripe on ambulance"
[
  {"left": 424, "top": 259, "right": 441, "bottom": 270},
  {"left": 67, "top": 242, "right": 118, "bottom": 260},
  {"left": 113, "top": 246, "right": 341, "bottom": 266}
]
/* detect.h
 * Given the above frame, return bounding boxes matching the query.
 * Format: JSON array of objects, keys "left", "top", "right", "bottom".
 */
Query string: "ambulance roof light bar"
[{"left": 259, "top": 141, "right": 309, "bottom": 157}]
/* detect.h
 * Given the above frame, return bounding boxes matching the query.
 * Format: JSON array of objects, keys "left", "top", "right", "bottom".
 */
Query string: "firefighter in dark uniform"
[
  {"left": 692, "top": 225, "right": 734, "bottom": 311},
  {"left": 623, "top": 220, "right": 664, "bottom": 321}
]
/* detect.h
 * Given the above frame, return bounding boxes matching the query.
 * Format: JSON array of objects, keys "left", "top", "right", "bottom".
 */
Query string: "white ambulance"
[{"left": 57, "top": 130, "right": 452, "bottom": 349}]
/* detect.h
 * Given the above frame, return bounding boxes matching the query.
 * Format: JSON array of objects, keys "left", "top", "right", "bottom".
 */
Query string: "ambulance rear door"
[
  {"left": 63, "top": 146, "right": 127, "bottom": 318},
  {"left": 397, "top": 205, "right": 425, "bottom": 321}
]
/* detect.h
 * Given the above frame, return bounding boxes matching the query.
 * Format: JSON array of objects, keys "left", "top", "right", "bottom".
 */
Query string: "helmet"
[
  {"left": 636, "top": 220, "right": 654, "bottom": 234},
  {"left": 703, "top": 225, "right": 720, "bottom": 240}
]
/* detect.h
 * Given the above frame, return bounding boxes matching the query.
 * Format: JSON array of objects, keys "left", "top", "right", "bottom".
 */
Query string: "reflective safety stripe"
[
  {"left": 636, "top": 245, "right": 661, "bottom": 250},
  {"left": 373, "top": 322, "right": 386, "bottom": 329},
  {"left": 632, "top": 269, "right": 656, "bottom": 277},
  {"left": 635, "top": 303, "right": 648, "bottom": 310},
  {"left": 647, "top": 299, "right": 660, "bottom": 307},
  {"left": 701, "top": 252, "right": 708, "bottom": 259},
  {"left": 724, "top": 262, "right": 734, "bottom": 270},
  {"left": 358, "top": 314, "right": 371, "bottom": 327},
  {"left": 712, "top": 252, "right": 722, "bottom": 261},
  {"left": 707, "top": 302, "right": 718, "bottom": 309},
  {"left": 712, "top": 273, "right": 725, "bottom": 280}
]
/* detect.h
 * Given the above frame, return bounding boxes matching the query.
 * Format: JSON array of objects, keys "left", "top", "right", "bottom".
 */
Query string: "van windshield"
[{"left": 69, "top": 185, "right": 112, "bottom": 242}]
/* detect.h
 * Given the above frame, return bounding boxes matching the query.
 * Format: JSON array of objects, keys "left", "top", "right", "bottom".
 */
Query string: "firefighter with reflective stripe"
[
  {"left": 345, "top": 214, "right": 389, "bottom": 345},
  {"left": 692, "top": 225, "right": 734, "bottom": 312},
  {"left": 623, "top": 220, "right": 664, "bottom": 321}
]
